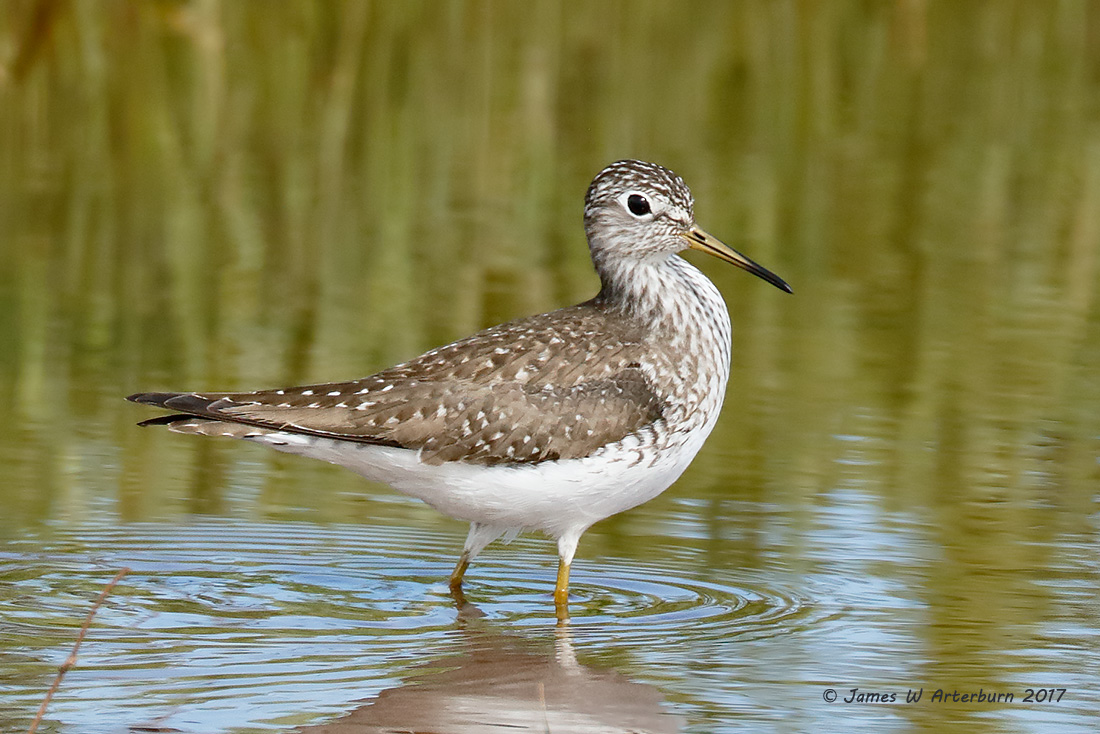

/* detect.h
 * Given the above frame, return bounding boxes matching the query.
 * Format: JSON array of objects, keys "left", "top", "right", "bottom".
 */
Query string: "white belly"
[{"left": 246, "top": 423, "right": 714, "bottom": 540}]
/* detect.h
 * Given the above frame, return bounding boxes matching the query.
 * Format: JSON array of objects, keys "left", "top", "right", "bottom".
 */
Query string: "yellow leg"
[
  {"left": 448, "top": 551, "right": 471, "bottom": 608},
  {"left": 449, "top": 551, "right": 470, "bottom": 593},
  {"left": 554, "top": 558, "right": 571, "bottom": 622}
]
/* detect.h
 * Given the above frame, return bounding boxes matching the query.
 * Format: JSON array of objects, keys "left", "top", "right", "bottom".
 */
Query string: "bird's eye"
[{"left": 626, "top": 194, "right": 652, "bottom": 217}]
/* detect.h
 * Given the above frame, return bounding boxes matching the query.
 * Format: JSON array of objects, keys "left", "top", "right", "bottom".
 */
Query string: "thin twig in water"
[
  {"left": 27, "top": 567, "right": 131, "bottom": 734},
  {"left": 538, "top": 680, "right": 551, "bottom": 733}
]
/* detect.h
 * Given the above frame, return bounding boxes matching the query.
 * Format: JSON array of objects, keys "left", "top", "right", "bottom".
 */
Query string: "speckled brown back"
[{"left": 130, "top": 301, "right": 668, "bottom": 465}]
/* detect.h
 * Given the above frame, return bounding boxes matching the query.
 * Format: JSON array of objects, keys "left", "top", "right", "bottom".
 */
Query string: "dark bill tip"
[{"left": 683, "top": 229, "right": 792, "bottom": 294}]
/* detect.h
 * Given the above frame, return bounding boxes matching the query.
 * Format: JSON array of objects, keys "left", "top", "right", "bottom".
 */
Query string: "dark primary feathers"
[{"left": 129, "top": 302, "right": 667, "bottom": 466}]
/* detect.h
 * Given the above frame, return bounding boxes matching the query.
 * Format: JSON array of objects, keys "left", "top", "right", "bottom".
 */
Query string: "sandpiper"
[{"left": 129, "top": 160, "right": 791, "bottom": 620}]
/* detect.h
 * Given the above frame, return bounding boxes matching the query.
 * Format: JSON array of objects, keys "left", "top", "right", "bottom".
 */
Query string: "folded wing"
[{"left": 129, "top": 304, "right": 667, "bottom": 465}]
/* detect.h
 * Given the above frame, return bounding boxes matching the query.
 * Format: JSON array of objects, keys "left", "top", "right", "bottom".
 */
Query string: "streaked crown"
[{"left": 584, "top": 160, "right": 694, "bottom": 216}]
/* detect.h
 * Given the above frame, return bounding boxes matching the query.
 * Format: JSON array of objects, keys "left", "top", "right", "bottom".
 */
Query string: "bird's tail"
[{"left": 127, "top": 392, "right": 278, "bottom": 439}]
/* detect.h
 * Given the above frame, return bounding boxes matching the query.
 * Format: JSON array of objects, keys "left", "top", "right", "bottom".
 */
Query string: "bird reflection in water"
[{"left": 293, "top": 624, "right": 684, "bottom": 734}]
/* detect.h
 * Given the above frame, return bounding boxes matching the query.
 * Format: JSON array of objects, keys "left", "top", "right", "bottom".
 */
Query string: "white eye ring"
[{"left": 620, "top": 191, "right": 655, "bottom": 220}]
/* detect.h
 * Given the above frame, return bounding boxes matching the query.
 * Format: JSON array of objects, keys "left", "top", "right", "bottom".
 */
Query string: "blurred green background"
[
  {"left": 3, "top": 0, "right": 1095, "bottom": 527},
  {"left": 1, "top": 1, "right": 1099, "bottom": 732}
]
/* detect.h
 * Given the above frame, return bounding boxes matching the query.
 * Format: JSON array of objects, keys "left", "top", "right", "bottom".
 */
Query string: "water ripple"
[{"left": 1, "top": 519, "right": 823, "bottom": 732}]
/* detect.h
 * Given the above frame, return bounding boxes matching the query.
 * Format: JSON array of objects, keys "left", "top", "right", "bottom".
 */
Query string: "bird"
[{"left": 128, "top": 159, "right": 791, "bottom": 620}]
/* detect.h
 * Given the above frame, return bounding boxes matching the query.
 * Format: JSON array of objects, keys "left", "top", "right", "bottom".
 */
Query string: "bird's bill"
[{"left": 682, "top": 228, "right": 792, "bottom": 293}]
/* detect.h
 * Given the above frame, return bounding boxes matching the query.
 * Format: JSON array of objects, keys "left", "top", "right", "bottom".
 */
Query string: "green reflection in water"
[{"left": 1, "top": 2, "right": 1099, "bottom": 733}]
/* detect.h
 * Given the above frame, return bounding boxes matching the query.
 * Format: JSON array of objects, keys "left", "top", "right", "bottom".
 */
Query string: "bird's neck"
[{"left": 594, "top": 254, "right": 732, "bottom": 349}]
